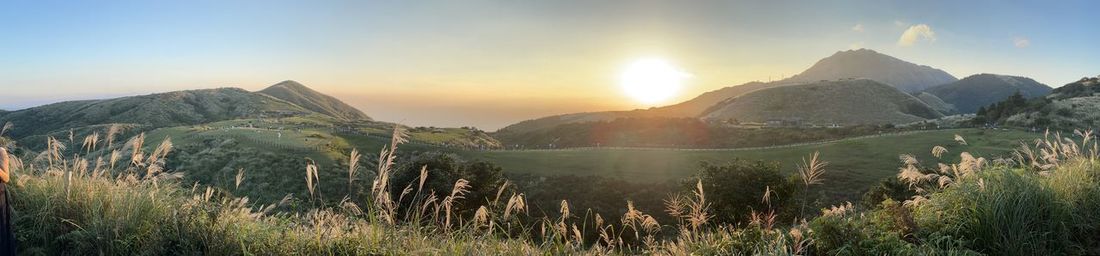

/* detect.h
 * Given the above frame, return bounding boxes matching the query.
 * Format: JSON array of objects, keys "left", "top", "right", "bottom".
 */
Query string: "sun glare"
[{"left": 619, "top": 58, "right": 690, "bottom": 105}]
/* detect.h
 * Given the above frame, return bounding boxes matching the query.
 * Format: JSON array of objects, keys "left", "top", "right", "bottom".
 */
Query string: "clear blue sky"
[{"left": 2, "top": 0, "right": 1098, "bottom": 129}]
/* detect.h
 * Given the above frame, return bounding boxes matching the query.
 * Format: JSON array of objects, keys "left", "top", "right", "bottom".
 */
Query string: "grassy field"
[
  {"left": 141, "top": 120, "right": 1040, "bottom": 203},
  {"left": 460, "top": 128, "right": 1040, "bottom": 201},
  {"left": 143, "top": 120, "right": 349, "bottom": 165}
]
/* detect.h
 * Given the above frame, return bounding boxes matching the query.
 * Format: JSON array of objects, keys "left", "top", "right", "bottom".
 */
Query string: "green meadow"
[{"left": 462, "top": 128, "right": 1039, "bottom": 200}]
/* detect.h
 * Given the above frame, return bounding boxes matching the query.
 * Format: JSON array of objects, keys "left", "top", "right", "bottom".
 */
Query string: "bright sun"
[{"left": 619, "top": 58, "right": 690, "bottom": 105}]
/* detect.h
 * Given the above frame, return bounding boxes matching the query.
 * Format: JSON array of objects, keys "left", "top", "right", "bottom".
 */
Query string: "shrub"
[
  {"left": 912, "top": 163, "right": 1100, "bottom": 255},
  {"left": 390, "top": 152, "right": 504, "bottom": 216},
  {"left": 860, "top": 177, "right": 914, "bottom": 209},
  {"left": 690, "top": 159, "right": 797, "bottom": 225}
]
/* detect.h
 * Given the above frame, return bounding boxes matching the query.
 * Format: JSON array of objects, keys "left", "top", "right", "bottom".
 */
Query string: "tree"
[
  {"left": 860, "top": 177, "right": 913, "bottom": 209},
  {"left": 690, "top": 159, "right": 797, "bottom": 225},
  {"left": 391, "top": 152, "right": 505, "bottom": 215}
]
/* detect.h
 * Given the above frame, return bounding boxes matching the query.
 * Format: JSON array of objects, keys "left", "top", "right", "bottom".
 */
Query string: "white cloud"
[
  {"left": 849, "top": 42, "right": 865, "bottom": 50},
  {"left": 1013, "top": 37, "right": 1031, "bottom": 48},
  {"left": 851, "top": 23, "right": 864, "bottom": 32},
  {"left": 897, "top": 24, "right": 936, "bottom": 47},
  {"left": 894, "top": 20, "right": 909, "bottom": 27}
]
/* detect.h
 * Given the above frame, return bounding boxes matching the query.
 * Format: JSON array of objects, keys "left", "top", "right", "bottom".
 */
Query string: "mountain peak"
[
  {"left": 786, "top": 48, "right": 957, "bottom": 92},
  {"left": 267, "top": 80, "right": 308, "bottom": 90},
  {"left": 837, "top": 48, "right": 879, "bottom": 55},
  {"left": 258, "top": 81, "right": 371, "bottom": 120}
]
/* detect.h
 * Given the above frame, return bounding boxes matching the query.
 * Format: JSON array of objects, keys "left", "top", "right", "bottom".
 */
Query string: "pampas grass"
[
  {"left": 798, "top": 151, "right": 827, "bottom": 218},
  {"left": 0, "top": 121, "right": 12, "bottom": 137},
  {"left": 235, "top": 168, "right": 245, "bottom": 191},
  {"left": 305, "top": 159, "right": 319, "bottom": 201},
  {"left": 347, "top": 148, "right": 361, "bottom": 194}
]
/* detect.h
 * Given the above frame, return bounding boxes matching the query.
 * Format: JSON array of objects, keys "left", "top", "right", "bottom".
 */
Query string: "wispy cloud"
[
  {"left": 849, "top": 42, "right": 865, "bottom": 50},
  {"left": 851, "top": 23, "right": 864, "bottom": 32},
  {"left": 1013, "top": 37, "right": 1031, "bottom": 48},
  {"left": 894, "top": 20, "right": 909, "bottom": 27},
  {"left": 897, "top": 24, "right": 936, "bottom": 47}
]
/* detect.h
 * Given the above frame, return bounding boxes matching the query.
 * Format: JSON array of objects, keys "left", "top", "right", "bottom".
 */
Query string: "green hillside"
[
  {"left": 913, "top": 92, "right": 958, "bottom": 115},
  {"left": 976, "top": 76, "right": 1100, "bottom": 130},
  {"left": 702, "top": 79, "right": 944, "bottom": 125},
  {"left": 0, "top": 88, "right": 311, "bottom": 140},
  {"left": 924, "top": 73, "right": 1052, "bottom": 113},
  {"left": 143, "top": 116, "right": 499, "bottom": 202}
]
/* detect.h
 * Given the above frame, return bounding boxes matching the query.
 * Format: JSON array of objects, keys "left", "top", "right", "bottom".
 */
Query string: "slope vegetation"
[
  {"left": 923, "top": 73, "right": 1051, "bottom": 113},
  {"left": 702, "top": 79, "right": 944, "bottom": 125},
  {"left": 913, "top": 92, "right": 958, "bottom": 115},
  {"left": 258, "top": 80, "right": 371, "bottom": 120},
  {"left": 0, "top": 88, "right": 310, "bottom": 139},
  {"left": 978, "top": 75, "right": 1100, "bottom": 129}
]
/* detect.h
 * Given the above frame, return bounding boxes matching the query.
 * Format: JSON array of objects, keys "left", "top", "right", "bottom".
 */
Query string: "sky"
[{"left": 2, "top": 0, "right": 1098, "bottom": 130}]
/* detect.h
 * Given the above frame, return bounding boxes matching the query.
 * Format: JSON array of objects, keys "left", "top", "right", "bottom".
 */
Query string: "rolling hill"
[
  {"left": 923, "top": 73, "right": 1052, "bottom": 113},
  {"left": 0, "top": 81, "right": 382, "bottom": 142},
  {"left": 786, "top": 48, "right": 958, "bottom": 92},
  {"left": 0, "top": 87, "right": 312, "bottom": 139},
  {"left": 701, "top": 79, "right": 944, "bottom": 125},
  {"left": 913, "top": 92, "right": 958, "bottom": 115},
  {"left": 258, "top": 80, "right": 372, "bottom": 120}
]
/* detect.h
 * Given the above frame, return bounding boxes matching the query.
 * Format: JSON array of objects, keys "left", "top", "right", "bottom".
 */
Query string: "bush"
[
  {"left": 691, "top": 159, "right": 797, "bottom": 225},
  {"left": 810, "top": 200, "right": 915, "bottom": 255},
  {"left": 860, "top": 177, "right": 914, "bottom": 209},
  {"left": 391, "top": 152, "right": 504, "bottom": 215},
  {"left": 912, "top": 162, "right": 1100, "bottom": 255}
]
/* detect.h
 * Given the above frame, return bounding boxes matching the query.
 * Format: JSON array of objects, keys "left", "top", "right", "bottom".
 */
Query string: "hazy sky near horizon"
[{"left": 2, "top": 1, "right": 1098, "bottom": 130}]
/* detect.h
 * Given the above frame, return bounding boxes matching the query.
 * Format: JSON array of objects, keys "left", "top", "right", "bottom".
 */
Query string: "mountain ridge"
[
  {"left": 923, "top": 73, "right": 1051, "bottom": 113},
  {"left": 497, "top": 48, "right": 957, "bottom": 134},
  {"left": 0, "top": 81, "right": 369, "bottom": 140}
]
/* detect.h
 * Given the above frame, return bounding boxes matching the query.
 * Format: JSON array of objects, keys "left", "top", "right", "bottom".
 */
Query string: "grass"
[{"left": 463, "top": 128, "right": 1039, "bottom": 201}]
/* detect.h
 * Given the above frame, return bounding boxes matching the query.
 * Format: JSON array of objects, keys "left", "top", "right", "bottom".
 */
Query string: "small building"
[{"left": 764, "top": 118, "right": 804, "bottom": 127}]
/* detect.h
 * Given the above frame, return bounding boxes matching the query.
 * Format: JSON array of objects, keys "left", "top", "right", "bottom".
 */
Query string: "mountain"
[
  {"left": 0, "top": 88, "right": 312, "bottom": 139},
  {"left": 497, "top": 48, "right": 957, "bottom": 135},
  {"left": 787, "top": 49, "right": 958, "bottom": 92},
  {"left": 701, "top": 79, "right": 944, "bottom": 125},
  {"left": 913, "top": 92, "right": 958, "bottom": 115},
  {"left": 923, "top": 74, "right": 1052, "bottom": 113},
  {"left": 258, "top": 80, "right": 371, "bottom": 120}
]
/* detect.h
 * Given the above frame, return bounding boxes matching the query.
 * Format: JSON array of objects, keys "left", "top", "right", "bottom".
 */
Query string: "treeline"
[
  {"left": 973, "top": 91, "right": 1041, "bottom": 125},
  {"left": 493, "top": 117, "right": 901, "bottom": 149}
]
